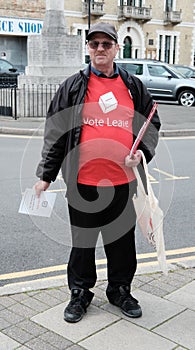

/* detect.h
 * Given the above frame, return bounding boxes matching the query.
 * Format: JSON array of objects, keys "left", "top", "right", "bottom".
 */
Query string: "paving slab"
[
  {"left": 68, "top": 345, "right": 86, "bottom": 350},
  {"left": 0, "top": 317, "right": 11, "bottom": 331},
  {"left": 0, "top": 332, "right": 20, "bottom": 350},
  {"left": 31, "top": 302, "right": 120, "bottom": 343},
  {"left": 0, "top": 309, "right": 25, "bottom": 325},
  {"left": 20, "top": 297, "right": 51, "bottom": 313},
  {"left": 24, "top": 337, "right": 59, "bottom": 350},
  {"left": 17, "top": 319, "right": 47, "bottom": 337},
  {"left": 37, "top": 330, "right": 73, "bottom": 349},
  {"left": 2, "top": 324, "right": 34, "bottom": 344},
  {"left": 154, "top": 309, "right": 195, "bottom": 349},
  {"left": 30, "top": 291, "right": 65, "bottom": 307},
  {"left": 164, "top": 280, "right": 195, "bottom": 310},
  {"left": 79, "top": 319, "right": 175, "bottom": 350},
  {"left": 102, "top": 289, "right": 185, "bottom": 329},
  {"left": 8, "top": 303, "right": 38, "bottom": 318},
  {"left": 0, "top": 296, "right": 17, "bottom": 308}
]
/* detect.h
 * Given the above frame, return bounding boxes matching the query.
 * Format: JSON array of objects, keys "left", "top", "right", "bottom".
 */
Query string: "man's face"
[{"left": 87, "top": 33, "right": 119, "bottom": 70}]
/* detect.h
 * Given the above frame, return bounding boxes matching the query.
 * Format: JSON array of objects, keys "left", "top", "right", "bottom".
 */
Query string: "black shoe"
[
  {"left": 107, "top": 285, "right": 142, "bottom": 318},
  {"left": 64, "top": 289, "right": 94, "bottom": 323},
  {"left": 120, "top": 294, "right": 142, "bottom": 318}
]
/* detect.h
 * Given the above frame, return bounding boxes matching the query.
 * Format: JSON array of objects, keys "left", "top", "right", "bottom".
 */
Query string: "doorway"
[{"left": 123, "top": 36, "right": 132, "bottom": 58}]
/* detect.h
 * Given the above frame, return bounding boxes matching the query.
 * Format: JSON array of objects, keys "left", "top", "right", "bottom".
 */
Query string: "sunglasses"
[{"left": 88, "top": 41, "right": 116, "bottom": 50}]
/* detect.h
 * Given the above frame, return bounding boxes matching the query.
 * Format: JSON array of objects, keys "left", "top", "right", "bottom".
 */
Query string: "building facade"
[{"left": 0, "top": 0, "right": 195, "bottom": 71}]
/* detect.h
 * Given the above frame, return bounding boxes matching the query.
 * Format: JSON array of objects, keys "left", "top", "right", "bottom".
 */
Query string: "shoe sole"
[
  {"left": 64, "top": 315, "right": 83, "bottom": 323},
  {"left": 121, "top": 309, "right": 142, "bottom": 318}
]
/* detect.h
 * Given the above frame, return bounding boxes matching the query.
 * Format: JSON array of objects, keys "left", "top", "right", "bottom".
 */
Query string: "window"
[
  {"left": 148, "top": 64, "right": 171, "bottom": 77},
  {"left": 159, "top": 35, "right": 163, "bottom": 61},
  {"left": 173, "top": 36, "right": 176, "bottom": 64},
  {"left": 85, "top": 29, "right": 89, "bottom": 41},
  {"left": 135, "top": 64, "right": 143, "bottom": 74},
  {"left": 158, "top": 34, "right": 178, "bottom": 64},
  {"left": 123, "top": 36, "right": 132, "bottom": 58},
  {"left": 118, "top": 63, "right": 143, "bottom": 75},
  {"left": 0, "top": 60, "right": 13, "bottom": 71},
  {"left": 119, "top": 0, "right": 141, "bottom": 5},
  {"left": 127, "top": 0, "right": 135, "bottom": 5},
  {"left": 165, "top": 35, "right": 171, "bottom": 63},
  {"left": 165, "top": 0, "right": 173, "bottom": 11}
]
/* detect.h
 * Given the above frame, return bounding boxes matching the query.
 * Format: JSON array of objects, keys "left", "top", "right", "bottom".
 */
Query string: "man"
[{"left": 35, "top": 22, "right": 161, "bottom": 323}]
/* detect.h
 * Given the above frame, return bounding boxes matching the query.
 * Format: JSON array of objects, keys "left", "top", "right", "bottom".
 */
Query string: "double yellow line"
[{"left": 0, "top": 247, "right": 194, "bottom": 282}]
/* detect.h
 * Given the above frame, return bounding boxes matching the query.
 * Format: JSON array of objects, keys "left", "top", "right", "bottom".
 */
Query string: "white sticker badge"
[{"left": 99, "top": 91, "right": 118, "bottom": 114}]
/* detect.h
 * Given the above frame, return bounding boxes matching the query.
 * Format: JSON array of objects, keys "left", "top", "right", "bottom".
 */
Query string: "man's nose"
[{"left": 97, "top": 43, "right": 105, "bottom": 49}]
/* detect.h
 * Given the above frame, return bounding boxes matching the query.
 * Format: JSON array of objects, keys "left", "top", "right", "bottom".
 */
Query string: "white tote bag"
[{"left": 133, "top": 151, "right": 168, "bottom": 275}]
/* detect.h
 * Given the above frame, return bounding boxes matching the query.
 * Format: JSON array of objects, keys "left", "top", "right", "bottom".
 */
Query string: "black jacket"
[{"left": 36, "top": 64, "right": 161, "bottom": 187}]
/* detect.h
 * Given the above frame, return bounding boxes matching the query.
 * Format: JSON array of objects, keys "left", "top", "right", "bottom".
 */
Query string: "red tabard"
[{"left": 78, "top": 72, "right": 136, "bottom": 186}]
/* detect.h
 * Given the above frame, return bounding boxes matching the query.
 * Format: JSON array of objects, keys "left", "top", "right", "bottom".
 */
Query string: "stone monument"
[{"left": 18, "top": 0, "right": 83, "bottom": 117}]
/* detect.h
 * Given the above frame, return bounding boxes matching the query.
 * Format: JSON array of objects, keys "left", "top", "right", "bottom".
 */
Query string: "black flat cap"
[{"left": 86, "top": 22, "right": 118, "bottom": 42}]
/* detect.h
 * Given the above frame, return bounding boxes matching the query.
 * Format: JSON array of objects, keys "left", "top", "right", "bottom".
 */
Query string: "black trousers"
[{"left": 67, "top": 181, "right": 137, "bottom": 291}]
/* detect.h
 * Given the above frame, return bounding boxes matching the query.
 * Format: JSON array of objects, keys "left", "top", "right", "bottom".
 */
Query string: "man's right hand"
[{"left": 34, "top": 180, "right": 50, "bottom": 197}]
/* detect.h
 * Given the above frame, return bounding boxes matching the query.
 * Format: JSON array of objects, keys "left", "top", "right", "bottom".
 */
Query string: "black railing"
[
  {"left": 0, "top": 76, "right": 18, "bottom": 89},
  {"left": 0, "top": 83, "right": 60, "bottom": 119},
  {"left": 0, "top": 86, "right": 17, "bottom": 119},
  {"left": 20, "top": 84, "right": 60, "bottom": 118}
]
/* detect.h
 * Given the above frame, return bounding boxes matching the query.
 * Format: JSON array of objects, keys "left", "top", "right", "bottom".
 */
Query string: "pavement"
[
  {"left": 0, "top": 263, "right": 194, "bottom": 350},
  {"left": 0, "top": 112, "right": 195, "bottom": 350},
  {"left": 0, "top": 102, "right": 195, "bottom": 137}
]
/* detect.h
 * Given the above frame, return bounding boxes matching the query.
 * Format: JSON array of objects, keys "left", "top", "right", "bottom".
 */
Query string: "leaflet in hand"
[{"left": 19, "top": 188, "right": 57, "bottom": 217}]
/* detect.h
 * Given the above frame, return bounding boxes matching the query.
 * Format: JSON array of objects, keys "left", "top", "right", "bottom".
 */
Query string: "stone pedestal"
[{"left": 18, "top": 0, "right": 83, "bottom": 117}]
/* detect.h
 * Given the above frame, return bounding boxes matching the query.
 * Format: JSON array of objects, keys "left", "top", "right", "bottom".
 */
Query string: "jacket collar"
[
  {"left": 82, "top": 62, "right": 119, "bottom": 79},
  {"left": 81, "top": 63, "right": 138, "bottom": 106}
]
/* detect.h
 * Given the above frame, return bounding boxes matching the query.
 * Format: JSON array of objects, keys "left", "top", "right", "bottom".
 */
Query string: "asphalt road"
[
  {"left": 157, "top": 102, "right": 195, "bottom": 132},
  {"left": 0, "top": 103, "right": 195, "bottom": 285},
  {"left": 0, "top": 101, "right": 195, "bottom": 134}
]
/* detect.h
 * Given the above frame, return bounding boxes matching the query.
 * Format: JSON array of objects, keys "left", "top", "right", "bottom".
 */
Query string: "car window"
[
  {"left": 177, "top": 67, "right": 190, "bottom": 75},
  {"left": 0, "top": 60, "right": 13, "bottom": 71},
  {"left": 148, "top": 64, "right": 171, "bottom": 77},
  {"left": 117, "top": 62, "right": 143, "bottom": 75},
  {"left": 176, "top": 67, "right": 194, "bottom": 78}
]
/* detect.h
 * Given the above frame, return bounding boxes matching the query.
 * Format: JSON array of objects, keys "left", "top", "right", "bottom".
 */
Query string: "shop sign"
[{"left": 0, "top": 17, "right": 43, "bottom": 36}]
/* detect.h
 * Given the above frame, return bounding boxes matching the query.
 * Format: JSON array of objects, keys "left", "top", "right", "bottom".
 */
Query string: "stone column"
[
  {"left": 22, "top": 0, "right": 82, "bottom": 79},
  {"left": 42, "top": 0, "right": 67, "bottom": 35},
  {"left": 46, "top": 0, "right": 64, "bottom": 10},
  {"left": 18, "top": 0, "right": 83, "bottom": 117}
]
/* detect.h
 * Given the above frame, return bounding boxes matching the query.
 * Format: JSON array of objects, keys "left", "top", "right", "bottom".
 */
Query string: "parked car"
[
  {"left": 115, "top": 59, "right": 195, "bottom": 107},
  {"left": 170, "top": 64, "right": 195, "bottom": 79},
  {"left": 0, "top": 58, "right": 20, "bottom": 88}
]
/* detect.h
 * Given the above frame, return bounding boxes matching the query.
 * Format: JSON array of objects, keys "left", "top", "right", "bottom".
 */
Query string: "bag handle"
[
  {"left": 133, "top": 150, "right": 158, "bottom": 206},
  {"left": 132, "top": 163, "right": 146, "bottom": 195}
]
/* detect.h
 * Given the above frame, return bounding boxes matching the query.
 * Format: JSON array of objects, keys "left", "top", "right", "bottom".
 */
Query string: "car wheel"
[{"left": 178, "top": 90, "right": 195, "bottom": 107}]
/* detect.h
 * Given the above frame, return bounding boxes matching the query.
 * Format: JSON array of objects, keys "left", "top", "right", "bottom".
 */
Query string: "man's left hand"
[{"left": 125, "top": 150, "right": 142, "bottom": 167}]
